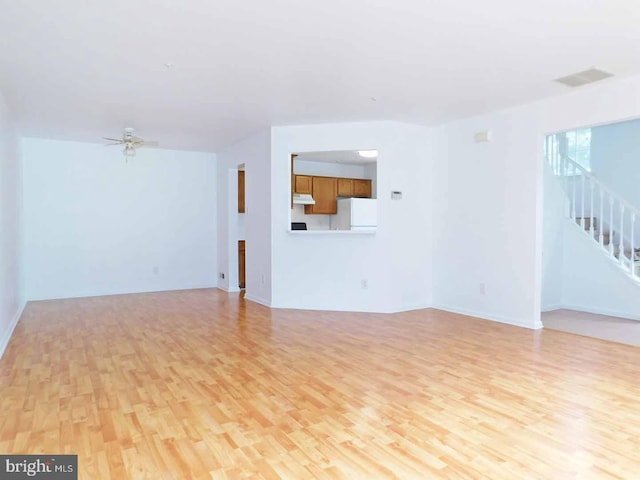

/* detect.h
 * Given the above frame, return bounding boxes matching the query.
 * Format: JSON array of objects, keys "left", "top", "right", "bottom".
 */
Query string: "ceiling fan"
[{"left": 103, "top": 127, "right": 158, "bottom": 158}]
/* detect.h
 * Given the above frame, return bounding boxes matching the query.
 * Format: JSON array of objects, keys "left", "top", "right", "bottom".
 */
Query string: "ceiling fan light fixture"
[{"left": 123, "top": 145, "right": 136, "bottom": 157}]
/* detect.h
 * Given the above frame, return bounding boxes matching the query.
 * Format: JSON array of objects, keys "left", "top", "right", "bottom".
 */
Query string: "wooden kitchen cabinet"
[
  {"left": 294, "top": 175, "right": 313, "bottom": 194},
  {"left": 238, "top": 170, "right": 245, "bottom": 213},
  {"left": 353, "top": 179, "right": 372, "bottom": 198},
  {"left": 337, "top": 178, "right": 353, "bottom": 197},
  {"left": 305, "top": 176, "right": 337, "bottom": 214}
]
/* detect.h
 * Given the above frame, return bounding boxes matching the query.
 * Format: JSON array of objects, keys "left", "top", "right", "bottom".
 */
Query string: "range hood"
[{"left": 292, "top": 193, "right": 315, "bottom": 205}]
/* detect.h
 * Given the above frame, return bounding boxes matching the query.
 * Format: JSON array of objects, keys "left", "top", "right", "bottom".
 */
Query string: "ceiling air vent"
[{"left": 554, "top": 68, "right": 614, "bottom": 87}]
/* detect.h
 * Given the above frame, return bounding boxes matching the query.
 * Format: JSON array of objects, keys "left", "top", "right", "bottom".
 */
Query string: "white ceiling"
[{"left": 1, "top": 0, "right": 639, "bottom": 152}]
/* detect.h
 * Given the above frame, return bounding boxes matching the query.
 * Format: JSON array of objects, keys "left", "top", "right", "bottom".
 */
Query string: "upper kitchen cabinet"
[
  {"left": 353, "top": 179, "right": 372, "bottom": 198},
  {"left": 294, "top": 175, "right": 313, "bottom": 194},
  {"left": 305, "top": 176, "right": 337, "bottom": 214},
  {"left": 337, "top": 178, "right": 353, "bottom": 197}
]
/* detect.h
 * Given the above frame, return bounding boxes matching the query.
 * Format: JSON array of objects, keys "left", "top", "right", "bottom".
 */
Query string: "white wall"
[
  {"left": 237, "top": 212, "right": 246, "bottom": 241},
  {"left": 541, "top": 163, "right": 567, "bottom": 310},
  {"left": 432, "top": 106, "right": 544, "bottom": 329},
  {"left": 294, "top": 160, "right": 369, "bottom": 179},
  {"left": 216, "top": 130, "right": 272, "bottom": 305},
  {"left": 590, "top": 118, "right": 640, "bottom": 208},
  {"left": 271, "top": 121, "right": 433, "bottom": 313},
  {"left": 216, "top": 167, "right": 240, "bottom": 292},
  {"left": 0, "top": 91, "right": 23, "bottom": 357},
  {"left": 365, "top": 163, "right": 377, "bottom": 198},
  {"left": 22, "top": 138, "right": 217, "bottom": 300},
  {"left": 562, "top": 222, "right": 640, "bottom": 320},
  {"left": 588, "top": 118, "right": 640, "bottom": 245}
]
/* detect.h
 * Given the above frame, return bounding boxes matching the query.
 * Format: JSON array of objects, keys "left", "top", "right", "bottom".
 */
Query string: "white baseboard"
[
  {"left": 431, "top": 304, "right": 543, "bottom": 330},
  {"left": 0, "top": 301, "right": 26, "bottom": 360},
  {"left": 244, "top": 294, "right": 271, "bottom": 308},
  {"left": 541, "top": 304, "right": 564, "bottom": 312},
  {"left": 267, "top": 300, "right": 417, "bottom": 313},
  {"left": 386, "top": 303, "right": 432, "bottom": 313},
  {"left": 26, "top": 283, "right": 218, "bottom": 302},
  {"left": 217, "top": 285, "right": 241, "bottom": 293}
]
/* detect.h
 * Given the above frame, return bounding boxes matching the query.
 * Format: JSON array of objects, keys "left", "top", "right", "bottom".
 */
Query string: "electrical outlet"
[
  {"left": 361, "top": 279, "right": 368, "bottom": 289},
  {"left": 261, "top": 274, "right": 265, "bottom": 284},
  {"left": 220, "top": 272, "right": 225, "bottom": 279},
  {"left": 153, "top": 266, "right": 159, "bottom": 275},
  {"left": 479, "top": 282, "right": 486, "bottom": 295}
]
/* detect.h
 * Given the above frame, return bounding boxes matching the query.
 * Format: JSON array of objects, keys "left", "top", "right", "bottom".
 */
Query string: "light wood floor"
[{"left": 1, "top": 290, "right": 640, "bottom": 479}]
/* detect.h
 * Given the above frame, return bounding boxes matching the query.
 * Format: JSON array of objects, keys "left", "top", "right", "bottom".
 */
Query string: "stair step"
[
  {"left": 589, "top": 226, "right": 613, "bottom": 244},
  {"left": 576, "top": 217, "right": 598, "bottom": 231}
]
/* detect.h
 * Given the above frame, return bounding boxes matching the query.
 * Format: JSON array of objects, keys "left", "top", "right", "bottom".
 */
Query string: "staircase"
[{"left": 545, "top": 134, "right": 640, "bottom": 282}]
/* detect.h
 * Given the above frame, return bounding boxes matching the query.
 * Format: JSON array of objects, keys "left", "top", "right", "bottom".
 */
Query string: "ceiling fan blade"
[
  {"left": 103, "top": 137, "right": 123, "bottom": 142},
  {"left": 131, "top": 140, "right": 159, "bottom": 148},
  {"left": 104, "top": 142, "right": 122, "bottom": 146}
]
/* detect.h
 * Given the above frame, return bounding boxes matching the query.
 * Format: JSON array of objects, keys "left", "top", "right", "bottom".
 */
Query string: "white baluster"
[
  {"left": 581, "top": 173, "right": 585, "bottom": 230},
  {"left": 609, "top": 197, "right": 614, "bottom": 256},
  {"left": 571, "top": 163, "right": 576, "bottom": 220},
  {"left": 599, "top": 189, "right": 604, "bottom": 248},
  {"left": 545, "top": 135, "right": 548, "bottom": 162},
  {"left": 619, "top": 204, "right": 625, "bottom": 266},
  {"left": 562, "top": 154, "right": 567, "bottom": 195},
  {"left": 589, "top": 179, "right": 595, "bottom": 238},
  {"left": 552, "top": 136, "right": 557, "bottom": 174},
  {"left": 574, "top": 129, "right": 578, "bottom": 166},
  {"left": 630, "top": 213, "right": 636, "bottom": 277}
]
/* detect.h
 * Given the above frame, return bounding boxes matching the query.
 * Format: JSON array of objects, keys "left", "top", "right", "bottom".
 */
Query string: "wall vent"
[{"left": 554, "top": 68, "right": 614, "bottom": 87}]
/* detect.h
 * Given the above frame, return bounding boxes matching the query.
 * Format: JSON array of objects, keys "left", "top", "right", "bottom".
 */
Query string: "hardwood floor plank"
[{"left": 1, "top": 289, "right": 640, "bottom": 479}]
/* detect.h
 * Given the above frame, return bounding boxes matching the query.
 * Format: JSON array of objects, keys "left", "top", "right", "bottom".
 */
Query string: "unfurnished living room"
[{"left": 1, "top": 1, "right": 640, "bottom": 479}]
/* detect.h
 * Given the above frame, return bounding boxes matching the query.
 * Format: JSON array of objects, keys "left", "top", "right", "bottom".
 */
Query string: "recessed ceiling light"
[
  {"left": 370, "top": 97, "right": 377, "bottom": 102},
  {"left": 358, "top": 150, "right": 378, "bottom": 158},
  {"left": 164, "top": 63, "right": 175, "bottom": 69}
]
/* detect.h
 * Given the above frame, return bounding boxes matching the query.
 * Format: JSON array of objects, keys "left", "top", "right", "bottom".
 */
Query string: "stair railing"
[{"left": 545, "top": 135, "right": 640, "bottom": 280}]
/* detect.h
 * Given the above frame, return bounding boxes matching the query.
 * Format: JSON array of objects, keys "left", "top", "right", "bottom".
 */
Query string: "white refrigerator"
[{"left": 334, "top": 198, "right": 377, "bottom": 231}]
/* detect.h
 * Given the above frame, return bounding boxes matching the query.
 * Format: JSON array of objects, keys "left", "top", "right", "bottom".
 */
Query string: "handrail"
[{"left": 560, "top": 155, "right": 640, "bottom": 219}]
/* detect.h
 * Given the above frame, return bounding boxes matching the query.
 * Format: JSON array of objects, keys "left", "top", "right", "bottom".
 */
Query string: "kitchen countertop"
[{"left": 287, "top": 229, "right": 376, "bottom": 235}]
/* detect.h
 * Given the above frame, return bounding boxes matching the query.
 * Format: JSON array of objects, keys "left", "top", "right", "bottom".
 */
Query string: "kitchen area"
[{"left": 291, "top": 150, "right": 378, "bottom": 232}]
